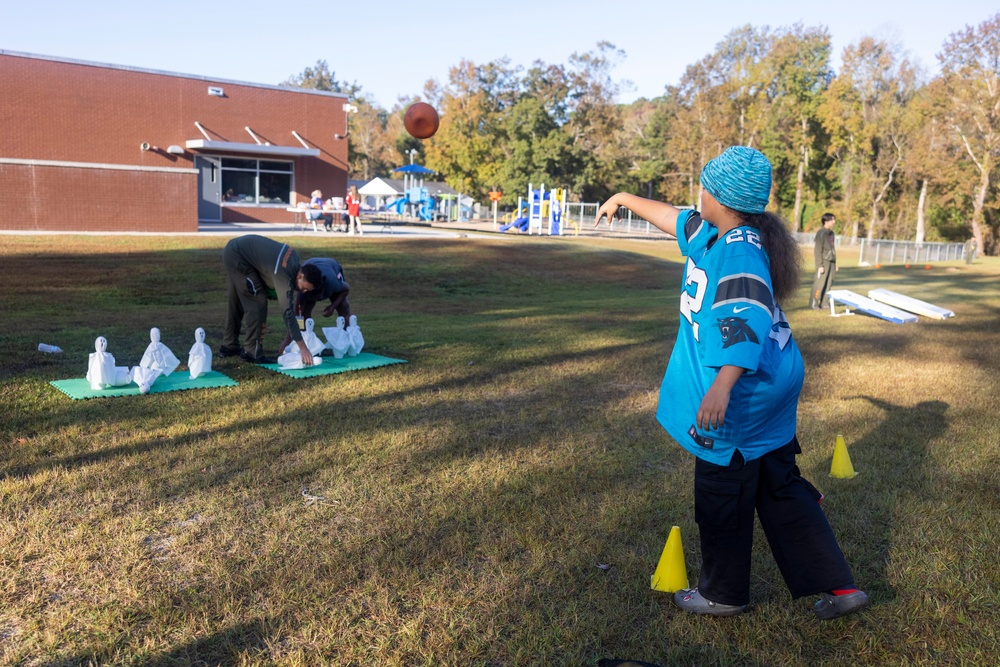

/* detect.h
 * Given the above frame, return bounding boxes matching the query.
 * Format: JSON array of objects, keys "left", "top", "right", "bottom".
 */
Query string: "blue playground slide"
[
  {"left": 386, "top": 187, "right": 436, "bottom": 222},
  {"left": 500, "top": 216, "right": 530, "bottom": 233}
]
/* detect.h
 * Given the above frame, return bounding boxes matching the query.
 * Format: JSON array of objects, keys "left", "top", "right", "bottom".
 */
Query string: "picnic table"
[{"left": 286, "top": 206, "right": 346, "bottom": 232}]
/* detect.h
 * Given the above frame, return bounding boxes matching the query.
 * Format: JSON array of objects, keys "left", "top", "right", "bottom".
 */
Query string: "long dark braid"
[{"left": 734, "top": 210, "right": 801, "bottom": 305}]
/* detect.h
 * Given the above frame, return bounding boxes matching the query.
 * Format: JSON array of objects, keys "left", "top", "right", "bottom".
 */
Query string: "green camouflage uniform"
[{"left": 221, "top": 234, "right": 303, "bottom": 357}]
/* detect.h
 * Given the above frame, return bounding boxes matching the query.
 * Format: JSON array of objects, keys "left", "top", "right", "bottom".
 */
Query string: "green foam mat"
[
  {"left": 260, "top": 352, "right": 407, "bottom": 378},
  {"left": 50, "top": 370, "right": 239, "bottom": 400}
]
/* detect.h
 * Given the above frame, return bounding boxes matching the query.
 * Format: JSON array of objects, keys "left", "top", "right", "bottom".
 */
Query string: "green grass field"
[{"left": 2, "top": 233, "right": 998, "bottom": 666}]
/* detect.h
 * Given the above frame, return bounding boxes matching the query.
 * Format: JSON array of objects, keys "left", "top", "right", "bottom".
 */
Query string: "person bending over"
[
  {"left": 220, "top": 234, "right": 314, "bottom": 366},
  {"left": 281, "top": 257, "right": 351, "bottom": 353}
]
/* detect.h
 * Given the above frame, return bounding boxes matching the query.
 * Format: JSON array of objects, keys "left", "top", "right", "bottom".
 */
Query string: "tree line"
[{"left": 285, "top": 13, "right": 999, "bottom": 253}]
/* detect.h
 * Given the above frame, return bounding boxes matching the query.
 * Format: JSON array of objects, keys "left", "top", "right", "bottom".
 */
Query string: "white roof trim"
[
  {"left": 0, "top": 157, "right": 197, "bottom": 174},
  {"left": 0, "top": 50, "right": 349, "bottom": 100},
  {"left": 185, "top": 140, "right": 320, "bottom": 157}
]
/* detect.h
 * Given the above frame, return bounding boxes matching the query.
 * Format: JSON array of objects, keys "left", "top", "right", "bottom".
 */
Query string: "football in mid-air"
[{"left": 403, "top": 102, "right": 440, "bottom": 139}]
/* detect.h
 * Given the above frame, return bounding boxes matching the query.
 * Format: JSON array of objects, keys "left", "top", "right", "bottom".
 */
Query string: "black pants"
[
  {"left": 694, "top": 438, "right": 855, "bottom": 606},
  {"left": 221, "top": 241, "right": 269, "bottom": 356}
]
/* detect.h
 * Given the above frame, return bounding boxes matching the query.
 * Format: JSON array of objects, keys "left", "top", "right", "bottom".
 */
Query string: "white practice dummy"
[
  {"left": 131, "top": 365, "right": 162, "bottom": 394},
  {"left": 114, "top": 366, "right": 132, "bottom": 386},
  {"left": 277, "top": 348, "right": 323, "bottom": 370},
  {"left": 283, "top": 318, "right": 326, "bottom": 356},
  {"left": 187, "top": 327, "right": 213, "bottom": 379},
  {"left": 323, "top": 316, "right": 351, "bottom": 359},
  {"left": 302, "top": 318, "right": 327, "bottom": 355},
  {"left": 346, "top": 315, "right": 365, "bottom": 357},
  {"left": 140, "top": 327, "right": 181, "bottom": 376},
  {"left": 87, "top": 336, "right": 132, "bottom": 390}
]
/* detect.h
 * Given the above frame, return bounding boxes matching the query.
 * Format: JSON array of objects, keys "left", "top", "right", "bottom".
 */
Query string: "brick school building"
[{"left": 0, "top": 51, "right": 349, "bottom": 232}]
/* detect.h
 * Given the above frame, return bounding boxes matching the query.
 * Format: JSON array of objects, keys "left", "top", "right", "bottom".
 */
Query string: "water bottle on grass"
[{"left": 38, "top": 343, "right": 63, "bottom": 353}]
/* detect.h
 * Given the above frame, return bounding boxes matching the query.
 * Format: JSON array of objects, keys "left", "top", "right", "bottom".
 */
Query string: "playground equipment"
[
  {"left": 436, "top": 193, "right": 472, "bottom": 222},
  {"left": 499, "top": 206, "right": 530, "bottom": 233},
  {"left": 386, "top": 187, "right": 436, "bottom": 222},
  {"left": 499, "top": 183, "right": 568, "bottom": 235},
  {"left": 489, "top": 190, "right": 503, "bottom": 229}
]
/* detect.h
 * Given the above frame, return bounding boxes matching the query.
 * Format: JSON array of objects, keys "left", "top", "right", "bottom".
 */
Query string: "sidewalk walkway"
[
  {"left": 199, "top": 217, "right": 669, "bottom": 241},
  {"left": 1, "top": 217, "right": 670, "bottom": 241},
  {"left": 197, "top": 220, "right": 483, "bottom": 239}
]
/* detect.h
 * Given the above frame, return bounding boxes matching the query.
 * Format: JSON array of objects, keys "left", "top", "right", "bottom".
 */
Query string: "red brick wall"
[
  {"left": 223, "top": 206, "right": 299, "bottom": 224},
  {"left": 0, "top": 53, "right": 349, "bottom": 231},
  {"left": 0, "top": 163, "right": 196, "bottom": 232}
]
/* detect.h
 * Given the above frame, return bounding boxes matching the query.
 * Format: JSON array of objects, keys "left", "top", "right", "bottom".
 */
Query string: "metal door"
[{"left": 196, "top": 156, "right": 222, "bottom": 222}]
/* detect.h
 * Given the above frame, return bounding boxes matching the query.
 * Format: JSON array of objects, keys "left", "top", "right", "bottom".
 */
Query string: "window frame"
[{"left": 218, "top": 157, "right": 295, "bottom": 207}]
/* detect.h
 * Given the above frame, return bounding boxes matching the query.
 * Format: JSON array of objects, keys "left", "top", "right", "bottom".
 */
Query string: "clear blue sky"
[{"left": 3, "top": 0, "right": 996, "bottom": 108}]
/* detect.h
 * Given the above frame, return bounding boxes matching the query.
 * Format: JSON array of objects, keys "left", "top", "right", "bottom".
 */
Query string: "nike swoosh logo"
[{"left": 733, "top": 306, "right": 751, "bottom": 313}]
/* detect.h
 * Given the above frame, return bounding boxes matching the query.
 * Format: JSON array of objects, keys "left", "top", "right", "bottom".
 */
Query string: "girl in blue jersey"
[{"left": 596, "top": 146, "right": 868, "bottom": 620}]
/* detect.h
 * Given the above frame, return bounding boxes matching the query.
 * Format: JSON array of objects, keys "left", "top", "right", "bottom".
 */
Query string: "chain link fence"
[
  {"left": 516, "top": 204, "right": 972, "bottom": 265},
  {"left": 856, "top": 239, "right": 968, "bottom": 266},
  {"left": 562, "top": 202, "right": 684, "bottom": 237}
]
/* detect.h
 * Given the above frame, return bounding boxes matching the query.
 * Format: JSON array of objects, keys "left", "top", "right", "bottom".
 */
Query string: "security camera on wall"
[{"left": 140, "top": 142, "right": 151, "bottom": 151}]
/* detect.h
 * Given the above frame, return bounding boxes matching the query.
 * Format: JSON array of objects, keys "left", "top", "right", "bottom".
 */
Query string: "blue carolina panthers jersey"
[{"left": 656, "top": 210, "right": 805, "bottom": 465}]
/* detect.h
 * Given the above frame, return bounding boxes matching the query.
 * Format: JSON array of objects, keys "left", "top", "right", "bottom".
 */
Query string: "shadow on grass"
[
  {"left": 38, "top": 618, "right": 274, "bottom": 667},
  {"left": 5, "top": 239, "right": 993, "bottom": 663},
  {"left": 4, "top": 334, "right": 663, "bottom": 486},
  {"left": 838, "top": 396, "right": 949, "bottom": 603}
]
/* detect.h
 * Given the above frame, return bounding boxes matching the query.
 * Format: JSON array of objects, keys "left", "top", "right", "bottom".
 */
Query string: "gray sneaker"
[
  {"left": 673, "top": 588, "right": 748, "bottom": 616},
  {"left": 812, "top": 590, "right": 870, "bottom": 620}
]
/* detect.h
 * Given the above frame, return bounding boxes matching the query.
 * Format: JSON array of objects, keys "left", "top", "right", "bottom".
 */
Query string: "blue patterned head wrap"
[{"left": 700, "top": 146, "right": 772, "bottom": 214}]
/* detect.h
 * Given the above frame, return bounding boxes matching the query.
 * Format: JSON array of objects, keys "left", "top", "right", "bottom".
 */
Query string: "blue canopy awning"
[{"left": 392, "top": 163, "right": 435, "bottom": 174}]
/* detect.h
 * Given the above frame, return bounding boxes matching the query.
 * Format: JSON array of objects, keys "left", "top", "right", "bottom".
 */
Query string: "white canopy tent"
[{"left": 359, "top": 177, "right": 402, "bottom": 211}]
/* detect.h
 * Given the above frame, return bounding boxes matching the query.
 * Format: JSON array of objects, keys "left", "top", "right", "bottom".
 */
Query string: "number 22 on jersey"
[{"left": 679, "top": 258, "right": 709, "bottom": 341}]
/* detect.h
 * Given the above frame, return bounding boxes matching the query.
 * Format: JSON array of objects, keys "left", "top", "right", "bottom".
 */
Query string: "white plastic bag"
[
  {"left": 346, "top": 315, "right": 365, "bottom": 356},
  {"left": 187, "top": 327, "right": 213, "bottom": 379},
  {"left": 283, "top": 319, "right": 327, "bottom": 357},
  {"left": 277, "top": 349, "right": 323, "bottom": 370},
  {"left": 298, "top": 318, "right": 328, "bottom": 356},
  {"left": 131, "top": 365, "right": 162, "bottom": 394},
  {"left": 323, "top": 316, "right": 351, "bottom": 359},
  {"left": 140, "top": 327, "right": 180, "bottom": 376},
  {"left": 87, "top": 337, "right": 132, "bottom": 390}
]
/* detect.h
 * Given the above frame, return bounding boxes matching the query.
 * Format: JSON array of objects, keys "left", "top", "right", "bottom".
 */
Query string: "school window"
[{"left": 221, "top": 159, "right": 293, "bottom": 205}]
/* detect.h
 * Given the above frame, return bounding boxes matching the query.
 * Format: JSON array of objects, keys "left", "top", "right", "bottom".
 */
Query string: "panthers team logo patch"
[{"left": 716, "top": 316, "right": 759, "bottom": 348}]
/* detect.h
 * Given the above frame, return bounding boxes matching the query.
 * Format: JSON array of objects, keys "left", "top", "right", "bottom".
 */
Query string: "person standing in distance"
[
  {"left": 595, "top": 147, "right": 868, "bottom": 620},
  {"left": 811, "top": 213, "right": 837, "bottom": 309},
  {"left": 220, "top": 234, "right": 314, "bottom": 366},
  {"left": 964, "top": 237, "right": 977, "bottom": 265},
  {"left": 346, "top": 185, "right": 363, "bottom": 236}
]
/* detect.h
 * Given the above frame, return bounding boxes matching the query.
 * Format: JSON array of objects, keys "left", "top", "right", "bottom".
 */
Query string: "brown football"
[{"left": 404, "top": 102, "right": 440, "bottom": 139}]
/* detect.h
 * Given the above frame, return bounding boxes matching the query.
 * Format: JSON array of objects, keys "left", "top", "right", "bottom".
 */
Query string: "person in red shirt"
[{"left": 346, "top": 185, "right": 363, "bottom": 236}]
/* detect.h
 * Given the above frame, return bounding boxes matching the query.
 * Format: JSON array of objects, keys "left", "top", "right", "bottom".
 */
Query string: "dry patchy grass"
[{"left": 1, "top": 234, "right": 998, "bottom": 666}]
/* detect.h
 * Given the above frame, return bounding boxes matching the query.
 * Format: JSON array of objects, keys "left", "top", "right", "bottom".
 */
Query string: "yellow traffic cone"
[
  {"left": 650, "top": 525, "right": 689, "bottom": 593},
  {"left": 830, "top": 434, "right": 857, "bottom": 479}
]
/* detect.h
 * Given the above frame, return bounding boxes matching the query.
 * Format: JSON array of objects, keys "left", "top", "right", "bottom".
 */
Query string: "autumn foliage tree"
[
  {"left": 284, "top": 15, "right": 1000, "bottom": 253},
  {"left": 937, "top": 12, "right": 1000, "bottom": 253}
]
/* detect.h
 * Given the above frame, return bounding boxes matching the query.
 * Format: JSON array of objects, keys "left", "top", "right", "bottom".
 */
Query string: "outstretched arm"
[{"left": 595, "top": 193, "right": 683, "bottom": 238}]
